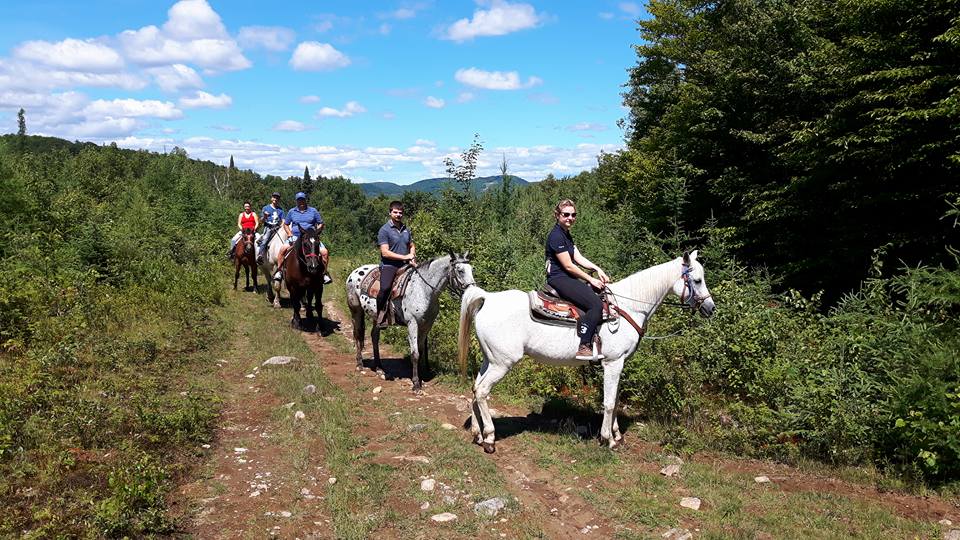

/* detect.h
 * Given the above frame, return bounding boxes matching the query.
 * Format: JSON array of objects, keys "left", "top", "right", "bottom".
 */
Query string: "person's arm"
[
  {"left": 253, "top": 213, "right": 260, "bottom": 230},
  {"left": 236, "top": 212, "right": 243, "bottom": 230},
  {"left": 556, "top": 250, "right": 603, "bottom": 289},
  {"left": 283, "top": 216, "right": 293, "bottom": 237},
  {"left": 573, "top": 247, "right": 609, "bottom": 283},
  {"left": 379, "top": 243, "right": 414, "bottom": 262}
]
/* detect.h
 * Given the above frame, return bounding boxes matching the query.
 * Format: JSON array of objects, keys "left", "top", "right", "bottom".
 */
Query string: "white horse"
[
  {"left": 458, "top": 251, "right": 715, "bottom": 453},
  {"left": 257, "top": 225, "right": 288, "bottom": 308}
]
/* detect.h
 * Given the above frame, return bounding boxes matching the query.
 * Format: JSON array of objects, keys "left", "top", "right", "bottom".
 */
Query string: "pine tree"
[
  {"left": 228, "top": 155, "right": 235, "bottom": 170},
  {"left": 17, "top": 108, "right": 26, "bottom": 136},
  {"left": 302, "top": 165, "right": 313, "bottom": 196}
]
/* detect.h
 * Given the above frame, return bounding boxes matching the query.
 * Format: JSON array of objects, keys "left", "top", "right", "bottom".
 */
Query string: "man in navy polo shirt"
[
  {"left": 275, "top": 192, "right": 332, "bottom": 284},
  {"left": 257, "top": 191, "right": 285, "bottom": 264},
  {"left": 375, "top": 200, "right": 415, "bottom": 328}
]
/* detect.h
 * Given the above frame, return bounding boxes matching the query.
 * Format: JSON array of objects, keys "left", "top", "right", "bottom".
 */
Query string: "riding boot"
[
  {"left": 575, "top": 342, "right": 595, "bottom": 361},
  {"left": 376, "top": 309, "right": 390, "bottom": 329},
  {"left": 273, "top": 269, "right": 283, "bottom": 283},
  {"left": 323, "top": 271, "right": 333, "bottom": 285}
]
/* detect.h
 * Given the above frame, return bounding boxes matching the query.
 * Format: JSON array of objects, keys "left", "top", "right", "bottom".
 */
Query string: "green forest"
[{"left": 1, "top": 0, "right": 959, "bottom": 536}]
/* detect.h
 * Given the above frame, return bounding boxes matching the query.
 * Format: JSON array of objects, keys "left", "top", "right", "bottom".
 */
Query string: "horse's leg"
[
  {"left": 473, "top": 355, "right": 512, "bottom": 454},
  {"left": 371, "top": 325, "right": 385, "bottom": 377},
  {"left": 407, "top": 321, "right": 422, "bottom": 392},
  {"left": 252, "top": 264, "right": 258, "bottom": 293},
  {"left": 244, "top": 264, "right": 250, "bottom": 290},
  {"left": 600, "top": 357, "right": 626, "bottom": 449},
  {"left": 233, "top": 261, "right": 240, "bottom": 290},
  {"left": 290, "top": 288, "right": 302, "bottom": 330},
  {"left": 350, "top": 303, "right": 365, "bottom": 369},
  {"left": 316, "top": 284, "right": 323, "bottom": 321}
]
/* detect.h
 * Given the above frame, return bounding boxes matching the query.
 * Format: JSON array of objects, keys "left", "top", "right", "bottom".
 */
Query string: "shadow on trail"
[
  {"left": 357, "top": 356, "right": 437, "bottom": 386},
  {"left": 294, "top": 316, "right": 341, "bottom": 337},
  {"left": 469, "top": 396, "right": 641, "bottom": 443}
]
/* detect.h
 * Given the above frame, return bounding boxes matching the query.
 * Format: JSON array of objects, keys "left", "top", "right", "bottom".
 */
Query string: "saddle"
[
  {"left": 528, "top": 284, "right": 616, "bottom": 327},
  {"left": 358, "top": 265, "right": 415, "bottom": 301}
]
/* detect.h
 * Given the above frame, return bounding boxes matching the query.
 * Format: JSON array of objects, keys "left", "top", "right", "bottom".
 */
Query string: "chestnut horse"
[
  {"left": 283, "top": 224, "right": 324, "bottom": 331},
  {"left": 233, "top": 227, "right": 259, "bottom": 291}
]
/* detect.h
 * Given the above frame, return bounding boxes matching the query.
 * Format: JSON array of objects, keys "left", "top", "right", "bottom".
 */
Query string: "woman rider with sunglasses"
[{"left": 545, "top": 199, "right": 611, "bottom": 361}]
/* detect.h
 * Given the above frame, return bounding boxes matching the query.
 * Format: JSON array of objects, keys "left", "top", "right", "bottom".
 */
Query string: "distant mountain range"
[{"left": 357, "top": 175, "right": 528, "bottom": 197}]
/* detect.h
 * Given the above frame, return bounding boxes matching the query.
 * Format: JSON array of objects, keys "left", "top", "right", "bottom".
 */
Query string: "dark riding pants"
[
  {"left": 377, "top": 264, "right": 400, "bottom": 313},
  {"left": 548, "top": 275, "right": 602, "bottom": 346}
]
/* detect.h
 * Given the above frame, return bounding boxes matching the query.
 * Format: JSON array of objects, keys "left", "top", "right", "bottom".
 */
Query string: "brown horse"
[
  {"left": 283, "top": 224, "right": 324, "bottom": 331},
  {"left": 233, "top": 227, "right": 259, "bottom": 291}
]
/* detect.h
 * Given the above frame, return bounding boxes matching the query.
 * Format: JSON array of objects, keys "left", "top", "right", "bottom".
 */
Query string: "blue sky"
[{"left": 0, "top": 1, "right": 646, "bottom": 184}]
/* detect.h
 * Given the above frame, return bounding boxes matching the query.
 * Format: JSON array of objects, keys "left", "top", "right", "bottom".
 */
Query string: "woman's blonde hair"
[{"left": 554, "top": 198, "right": 576, "bottom": 218}]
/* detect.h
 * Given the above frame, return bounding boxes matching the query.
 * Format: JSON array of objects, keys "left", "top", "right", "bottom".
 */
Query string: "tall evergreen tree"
[
  {"left": 302, "top": 165, "right": 313, "bottom": 196},
  {"left": 17, "top": 108, "right": 26, "bottom": 136},
  {"left": 228, "top": 155, "right": 235, "bottom": 170}
]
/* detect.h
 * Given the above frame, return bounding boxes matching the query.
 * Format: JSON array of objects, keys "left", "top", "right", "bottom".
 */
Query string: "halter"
[{"left": 410, "top": 258, "right": 476, "bottom": 297}]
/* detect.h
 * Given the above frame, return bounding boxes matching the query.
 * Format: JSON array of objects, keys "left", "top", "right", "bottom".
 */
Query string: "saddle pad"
[
  {"left": 359, "top": 266, "right": 413, "bottom": 300},
  {"left": 528, "top": 290, "right": 617, "bottom": 327}
]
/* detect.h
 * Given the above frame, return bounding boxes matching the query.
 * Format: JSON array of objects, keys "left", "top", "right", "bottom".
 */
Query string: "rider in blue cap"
[{"left": 275, "top": 191, "right": 332, "bottom": 284}]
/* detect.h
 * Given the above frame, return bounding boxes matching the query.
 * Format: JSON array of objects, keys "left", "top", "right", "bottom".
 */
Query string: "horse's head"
[
  {"left": 673, "top": 250, "right": 715, "bottom": 317},
  {"left": 297, "top": 224, "right": 322, "bottom": 274},
  {"left": 447, "top": 250, "right": 476, "bottom": 293},
  {"left": 241, "top": 227, "right": 256, "bottom": 256}
]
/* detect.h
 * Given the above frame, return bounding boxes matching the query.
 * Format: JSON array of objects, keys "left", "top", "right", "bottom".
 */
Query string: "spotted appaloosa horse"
[
  {"left": 346, "top": 252, "right": 475, "bottom": 391},
  {"left": 283, "top": 224, "right": 324, "bottom": 331},
  {"left": 458, "top": 251, "right": 715, "bottom": 453},
  {"left": 233, "top": 227, "right": 259, "bottom": 291}
]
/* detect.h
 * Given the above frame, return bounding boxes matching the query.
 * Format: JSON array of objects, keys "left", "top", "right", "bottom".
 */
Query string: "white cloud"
[
  {"left": 456, "top": 91, "right": 476, "bottom": 103},
  {"left": 273, "top": 120, "right": 309, "bottom": 131},
  {"left": 443, "top": 1, "right": 542, "bottom": 42},
  {"left": 179, "top": 90, "right": 232, "bottom": 108},
  {"left": 0, "top": 59, "right": 146, "bottom": 91},
  {"left": 299, "top": 95, "right": 321, "bottom": 104},
  {"left": 118, "top": 1, "right": 250, "bottom": 72},
  {"left": 379, "top": 23, "right": 392, "bottom": 35},
  {"left": 392, "top": 8, "right": 417, "bottom": 19},
  {"left": 210, "top": 124, "right": 239, "bottom": 131},
  {"left": 14, "top": 38, "right": 124, "bottom": 72},
  {"left": 238, "top": 26, "right": 296, "bottom": 51},
  {"left": 163, "top": 0, "right": 228, "bottom": 40},
  {"left": 315, "top": 101, "right": 365, "bottom": 118},
  {"left": 424, "top": 96, "right": 445, "bottom": 109},
  {"left": 599, "top": 12, "right": 615, "bottom": 20},
  {"left": 85, "top": 98, "right": 182, "bottom": 119},
  {"left": 454, "top": 67, "right": 541, "bottom": 90},
  {"left": 289, "top": 42, "right": 350, "bottom": 71},
  {"left": 146, "top": 64, "right": 203, "bottom": 92},
  {"left": 619, "top": 2, "right": 643, "bottom": 17},
  {"left": 566, "top": 122, "right": 608, "bottom": 132}
]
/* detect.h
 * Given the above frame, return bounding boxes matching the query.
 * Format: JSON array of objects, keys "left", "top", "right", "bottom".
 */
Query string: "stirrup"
[
  {"left": 575, "top": 345, "right": 595, "bottom": 361},
  {"left": 322, "top": 272, "right": 333, "bottom": 285}
]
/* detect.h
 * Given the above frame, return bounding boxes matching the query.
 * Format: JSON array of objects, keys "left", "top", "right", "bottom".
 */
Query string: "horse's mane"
[{"left": 609, "top": 257, "right": 681, "bottom": 313}]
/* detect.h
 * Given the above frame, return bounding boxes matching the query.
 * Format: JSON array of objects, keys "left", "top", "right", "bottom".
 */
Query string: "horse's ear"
[
  {"left": 683, "top": 251, "right": 691, "bottom": 265},
  {"left": 297, "top": 223, "right": 305, "bottom": 234},
  {"left": 689, "top": 249, "right": 699, "bottom": 261},
  {"left": 463, "top": 250, "right": 470, "bottom": 261},
  {"left": 449, "top": 250, "right": 455, "bottom": 260}
]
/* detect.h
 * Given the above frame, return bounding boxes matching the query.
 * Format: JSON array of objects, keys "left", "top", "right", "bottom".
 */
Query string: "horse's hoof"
[{"left": 482, "top": 442, "right": 496, "bottom": 454}]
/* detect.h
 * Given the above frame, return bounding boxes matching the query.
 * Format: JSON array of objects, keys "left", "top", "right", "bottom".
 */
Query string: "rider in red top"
[{"left": 229, "top": 201, "right": 260, "bottom": 259}]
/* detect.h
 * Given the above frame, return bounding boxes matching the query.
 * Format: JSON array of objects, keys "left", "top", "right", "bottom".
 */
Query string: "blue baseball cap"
[{"left": 295, "top": 191, "right": 307, "bottom": 200}]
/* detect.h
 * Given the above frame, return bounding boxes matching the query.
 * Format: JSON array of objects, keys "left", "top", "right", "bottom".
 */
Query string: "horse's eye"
[{"left": 694, "top": 279, "right": 702, "bottom": 284}]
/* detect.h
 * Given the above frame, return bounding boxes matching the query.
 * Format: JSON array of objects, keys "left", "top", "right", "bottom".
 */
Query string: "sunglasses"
[{"left": 560, "top": 212, "right": 577, "bottom": 218}]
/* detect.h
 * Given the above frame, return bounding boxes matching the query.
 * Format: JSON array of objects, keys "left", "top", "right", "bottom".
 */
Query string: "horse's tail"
[{"left": 458, "top": 286, "right": 486, "bottom": 379}]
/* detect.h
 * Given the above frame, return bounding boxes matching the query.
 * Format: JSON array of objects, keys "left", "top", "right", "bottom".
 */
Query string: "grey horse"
[{"left": 346, "top": 252, "right": 475, "bottom": 391}]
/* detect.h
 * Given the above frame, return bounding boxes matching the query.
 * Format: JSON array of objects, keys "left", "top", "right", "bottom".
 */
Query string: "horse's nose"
[{"left": 700, "top": 299, "right": 716, "bottom": 318}]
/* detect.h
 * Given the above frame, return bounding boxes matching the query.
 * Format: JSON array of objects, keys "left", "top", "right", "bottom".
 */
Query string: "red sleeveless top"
[{"left": 240, "top": 211, "right": 257, "bottom": 230}]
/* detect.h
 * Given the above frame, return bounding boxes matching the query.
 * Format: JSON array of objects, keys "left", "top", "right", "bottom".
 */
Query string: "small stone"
[
  {"left": 408, "top": 423, "right": 428, "bottom": 432},
  {"left": 660, "top": 464, "right": 681, "bottom": 477},
  {"left": 944, "top": 529, "right": 960, "bottom": 540},
  {"left": 303, "top": 384, "right": 317, "bottom": 394},
  {"left": 245, "top": 374, "right": 255, "bottom": 378},
  {"left": 420, "top": 502, "right": 430, "bottom": 510},
  {"left": 421, "top": 478, "right": 436, "bottom": 491},
  {"left": 680, "top": 497, "right": 701, "bottom": 510},
  {"left": 393, "top": 455, "right": 430, "bottom": 464},
  {"left": 284, "top": 402, "right": 295, "bottom": 409},
  {"left": 431, "top": 512, "right": 458, "bottom": 523},
  {"left": 279, "top": 511, "right": 292, "bottom": 518},
  {"left": 249, "top": 490, "right": 261, "bottom": 497},
  {"left": 234, "top": 447, "right": 248, "bottom": 453},
  {"left": 474, "top": 497, "right": 507, "bottom": 517},
  {"left": 558, "top": 494, "right": 569, "bottom": 503},
  {"left": 754, "top": 476, "right": 771, "bottom": 483},
  {"left": 263, "top": 355, "right": 297, "bottom": 366},
  {"left": 328, "top": 477, "right": 337, "bottom": 485},
  {"left": 441, "top": 423, "right": 456, "bottom": 430},
  {"left": 373, "top": 386, "right": 383, "bottom": 394},
  {"left": 301, "top": 488, "right": 311, "bottom": 495},
  {"left": 939, "top": 519, "right": 952, "bottom": 526},
  {"left": 201, "top": 444, "right": 211, "bottom": 449},
  {"left": 662, "top": 527, "right": 693, "bottom": 540},
  {"left": 294, "top": 410, "right": 305, "bottom": 420}
]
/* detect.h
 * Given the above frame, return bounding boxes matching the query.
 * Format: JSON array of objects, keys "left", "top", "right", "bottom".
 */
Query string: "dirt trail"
[{"left": 177, "top": 292, "right": 957, "bottom": 538}]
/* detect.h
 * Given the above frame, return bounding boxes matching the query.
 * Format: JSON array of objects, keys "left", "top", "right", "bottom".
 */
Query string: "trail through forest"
[{"left": 175, "top": 282, "right": 959, "bottom": 539}]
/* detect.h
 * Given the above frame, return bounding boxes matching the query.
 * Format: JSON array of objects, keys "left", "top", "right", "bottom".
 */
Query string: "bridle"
[
  {"left": 297, "top": 233, "right": 321, "bottom": 272},
  {"left": 679, "top": 263, "right": 711, "bottom": 313},
  {"left": 448, "top": 259, "right": 476, "bottom": 297}
]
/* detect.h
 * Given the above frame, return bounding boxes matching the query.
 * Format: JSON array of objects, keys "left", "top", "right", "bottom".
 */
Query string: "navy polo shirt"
[
  {"left": 377, "top": 220, "right": 413, "bottom": 267},
  {"left": 545, "top": 223, "right": 575, "bottom": 279}
]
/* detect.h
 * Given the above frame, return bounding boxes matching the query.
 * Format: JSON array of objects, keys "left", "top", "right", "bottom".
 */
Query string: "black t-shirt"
[{"left": 545, "top": 223, "right": 575, "bottom": 280}]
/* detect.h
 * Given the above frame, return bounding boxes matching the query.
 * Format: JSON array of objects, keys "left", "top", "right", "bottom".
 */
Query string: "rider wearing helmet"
[
  {"left": 257, "top": 192, "right": 285, "bottom": 264},
  {"left": 274, "top": 192, "right": 332, "bottom": 284}
]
